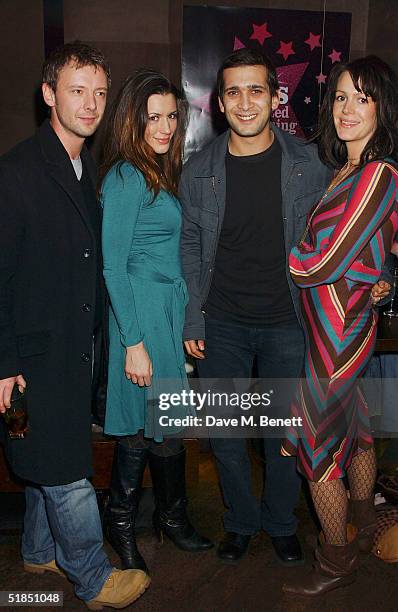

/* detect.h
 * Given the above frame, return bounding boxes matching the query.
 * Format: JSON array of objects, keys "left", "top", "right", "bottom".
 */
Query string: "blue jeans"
[
  {"left": 197, "top": 315, "right": 304, "bottom": 537},
  {"left": 22, "top": 479, "right": 112, "bottom": 601}
]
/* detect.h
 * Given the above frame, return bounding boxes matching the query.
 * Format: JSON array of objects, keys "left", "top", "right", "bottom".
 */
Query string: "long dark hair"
[
  {"left": 317, "top": 55, "right": 398, "bottom": 168},
  {"left": 99, "top": 69, "right": 188, "bottom": 197}
]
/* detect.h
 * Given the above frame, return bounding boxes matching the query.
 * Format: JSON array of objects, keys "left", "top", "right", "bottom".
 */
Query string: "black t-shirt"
[{"left": 205, "top": 138, "right": 296, "bottom": 326}]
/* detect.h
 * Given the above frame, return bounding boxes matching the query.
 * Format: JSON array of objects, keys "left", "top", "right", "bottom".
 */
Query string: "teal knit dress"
[{"left": 101, "top": 162, "right": 190, "bottom": 440}]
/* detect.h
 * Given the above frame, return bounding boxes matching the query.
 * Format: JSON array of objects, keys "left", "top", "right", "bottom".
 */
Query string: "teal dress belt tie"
[
  {"left": 126, "top": 261, "right": 191, "bottom": 439},
  {"left": 126, "top": 261, "right": 188, "bottom": 348}
]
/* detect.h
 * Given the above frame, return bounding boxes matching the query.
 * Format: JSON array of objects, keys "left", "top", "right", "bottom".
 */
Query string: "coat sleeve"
[
  {"left": 101, "top": 163, "right": 144, "bottom": 347},
  {"left": 179, "top": 164, "right": 206, "bottom": 340},
  {"left": 289, "top": 162, "right": 398, "bottom": 288},
  {"left": 0, "top": 165, "right": 24, "bottom": 379}
]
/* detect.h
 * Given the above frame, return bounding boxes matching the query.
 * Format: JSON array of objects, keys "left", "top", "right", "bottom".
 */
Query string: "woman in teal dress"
[{"left": 99, "top": 70, "right": 212, "bottom": 572}]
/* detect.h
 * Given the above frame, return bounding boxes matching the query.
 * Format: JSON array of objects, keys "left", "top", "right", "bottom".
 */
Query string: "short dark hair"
[
  {"left": 216, "top": 48, "right": 279, "bottom": 99},
  {"left": 42, "top": 40, "right": 111, "bottom": 91},
  {"left": 317, "top": 55, "right": 398, "bottom": 168}
]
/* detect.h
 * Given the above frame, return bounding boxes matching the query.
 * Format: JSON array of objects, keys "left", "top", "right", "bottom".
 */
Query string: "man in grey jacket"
[{"left": 179, "top": 48, "right": 332, "bottom": 565}]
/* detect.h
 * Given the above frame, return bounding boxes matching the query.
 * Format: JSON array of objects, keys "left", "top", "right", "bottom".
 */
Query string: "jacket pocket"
[{"left": 17, "top": 331, "right": 51, "bottom": 357}]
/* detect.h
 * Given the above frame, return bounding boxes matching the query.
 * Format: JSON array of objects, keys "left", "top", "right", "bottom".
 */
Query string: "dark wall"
[
  {"left": 367, "top": 0, "right": 398, "bottom": 75},
  {"left": 0, "top": 0, "right": 44, "bottom": 154},
  {"left": 64, "top": 0, "right": 171, "bottom": 89},
  {"left": 1, "top": 0, "right": 396, "bottom": 156}
]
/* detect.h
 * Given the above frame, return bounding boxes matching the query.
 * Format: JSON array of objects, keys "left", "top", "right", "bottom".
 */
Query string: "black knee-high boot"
[
  {"left": 104, "top": 442, "right": 148, "bottom": 571},
  {"left": 148, "top": 448, "right": 213, "bottom": 552}
]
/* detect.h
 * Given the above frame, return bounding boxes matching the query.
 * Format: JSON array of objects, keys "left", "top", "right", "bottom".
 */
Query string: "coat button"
[
  {"left": 82, "top": 303, "right": 91, "bottom": 312},
  {"left": 83, "top": 248, "right": 91, "bottom": 258},
  {"left": 81, "top": 353, "right": 90, "bottom": 362}
]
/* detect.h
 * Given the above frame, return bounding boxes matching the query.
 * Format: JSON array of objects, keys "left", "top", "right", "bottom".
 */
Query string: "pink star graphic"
[
  {"left": 328, "top": 49, "right": 342, "bottom": 64},
  {"left": 316, "top": 72, "right": 327, "bottom": 85},
  {"left": 250, "top": 22, "right": 272, "bottom": 46},
  {"left": 189, "top": 91, "right": 212, "bottom": 114},
  {"left": 305, "top": 32, "right": 321, "bottom": 51},
  {"left": 304, "top": 96, "right": 311, "bottom": 104},
  {"left": 233, "top": 37, "right": 245, "bottom": 51},
  {"left": 277, "top": 41, "right": 295, "bottom": 62},
  {"left": 274, "top": 62, "right": 309, "bottom": 138}
]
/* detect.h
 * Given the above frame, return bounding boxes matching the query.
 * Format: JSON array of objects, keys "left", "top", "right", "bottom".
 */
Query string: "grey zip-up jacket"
[{"left": 179, "top": 126, "right": 390, "bottom": 341}]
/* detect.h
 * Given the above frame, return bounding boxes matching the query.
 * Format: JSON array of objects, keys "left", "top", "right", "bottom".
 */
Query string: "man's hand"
[
  {"left": 0, "top": 375, "right": 26, "bottom": 413},
  {"left": 184, "top": 340, "right": 205, "bottom": 359},
  {"left": 391, "top": 242, "right": 398, "bottom": 258},
  {"left": 125, "top": 341, "right": 153, "bottom": 387},
  {"left": 371, "top": 280, "right": 391, "bottom": 305}
]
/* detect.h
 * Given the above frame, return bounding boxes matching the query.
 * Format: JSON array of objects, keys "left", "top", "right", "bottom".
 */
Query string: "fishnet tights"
[
  {"left": 309, "top": 479, "right": 348, "bottom": 545},
  {"left": 308, "top": 448, "right": 377, "bottom": 545},
  {"left": 347, "top": 447, "right": 377, "bottom": 500}
]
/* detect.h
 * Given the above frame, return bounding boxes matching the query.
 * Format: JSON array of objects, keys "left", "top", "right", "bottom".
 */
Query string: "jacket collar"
[
  {"left": 194, "top": 124, "right": 314, "bottom": 178},
  {"left": 192, "top": 130, "right": 229, "bottom": 178},
  {"left": 37, "top": 119, "right": 96, "bottom": 236},
  {"left": 272, "top": 126, "right": 312, "bottom": 196},
  {"left": 38, "top": 119, "right": 96, "bottom": 183},
  {"left": 272, "top": 125, "right": 314, "bottom": 163}
]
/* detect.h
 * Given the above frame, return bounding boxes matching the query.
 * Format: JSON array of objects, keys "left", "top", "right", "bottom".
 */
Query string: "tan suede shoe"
[
  {"left": 85, "top": 568, "right": 150, "bottom": 610},
  {"left": 24, "top": 559, "right": 66, "bottom": 578}
]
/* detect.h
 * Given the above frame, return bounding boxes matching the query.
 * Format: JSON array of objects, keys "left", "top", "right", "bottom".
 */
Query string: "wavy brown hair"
[
  {"left": 99, "top": 69, "right": 188, "bottom": 198},
  {"left": 317, "top": 55, "right": 398, "bottom": 169}
]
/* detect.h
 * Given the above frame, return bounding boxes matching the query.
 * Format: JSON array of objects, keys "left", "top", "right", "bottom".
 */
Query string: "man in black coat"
[{"left": 0, "top": 42, "right": 149, "bottom": 608}]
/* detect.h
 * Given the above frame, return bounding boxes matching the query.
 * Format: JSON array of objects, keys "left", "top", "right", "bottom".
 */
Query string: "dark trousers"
[{"left": 197, "top": 315, "right": 304, "bottom": 537}]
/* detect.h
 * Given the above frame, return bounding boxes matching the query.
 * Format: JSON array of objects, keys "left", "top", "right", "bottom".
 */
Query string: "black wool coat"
[{"left": 0, "top": 120, "right": 103, "bottom": 485}]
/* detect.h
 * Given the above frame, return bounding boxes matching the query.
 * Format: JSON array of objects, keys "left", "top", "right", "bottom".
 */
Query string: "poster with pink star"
[{"left": 182, "top": 6, "right": 351, "bottom": 158}]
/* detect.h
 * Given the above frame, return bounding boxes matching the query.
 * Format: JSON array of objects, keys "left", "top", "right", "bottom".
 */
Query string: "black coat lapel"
[
  {"left": 81, "top": 145, "right": 97, "bottom": 189},
  {"left": 37, "top": 120, "right": 95, "bottom": 240}
]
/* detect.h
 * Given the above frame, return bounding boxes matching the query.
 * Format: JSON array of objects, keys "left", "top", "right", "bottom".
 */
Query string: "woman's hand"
[
  {"left": 125, "top": 342, "right": 153, "bottom": 387},
  {"left": 371, "top": 280, "right": 391, "bottom": 304},
  {"left": 391, "top": 242, "right": 398, "bottom": 258}
]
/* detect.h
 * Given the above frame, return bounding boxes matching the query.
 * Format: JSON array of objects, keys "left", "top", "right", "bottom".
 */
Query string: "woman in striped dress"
[{"left": 282, "top": 56, "right": 398, "bottom": 596}]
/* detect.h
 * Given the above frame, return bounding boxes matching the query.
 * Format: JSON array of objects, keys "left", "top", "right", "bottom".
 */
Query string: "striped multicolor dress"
[{"left": 281, "top": 160, "right": 398, "bottom": 482}]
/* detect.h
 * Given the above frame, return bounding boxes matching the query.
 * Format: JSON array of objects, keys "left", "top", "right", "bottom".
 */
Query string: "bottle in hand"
[{"left": 2, "top": 384, "right": 28, "bottom": 439}]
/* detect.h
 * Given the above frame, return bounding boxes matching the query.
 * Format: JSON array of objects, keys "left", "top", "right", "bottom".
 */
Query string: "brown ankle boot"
[
  {"left": 282, "top": 539, "right": 359, "bottom": 597},
  {"left": 349, "top": 498, "right": 377, "bottom": 553},
  {"left": 85, "top": 568, "right": 150, "bottom": 610}
]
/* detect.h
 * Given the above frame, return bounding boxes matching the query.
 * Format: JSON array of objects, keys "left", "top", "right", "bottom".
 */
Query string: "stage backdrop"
[{"left": 182, "top": 6, "right": 351, "bottom": 159}]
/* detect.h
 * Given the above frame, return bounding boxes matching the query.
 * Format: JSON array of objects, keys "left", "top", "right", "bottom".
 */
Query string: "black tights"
[{"left": 118, "top": 430, "right": 183, "bottom": 457}]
